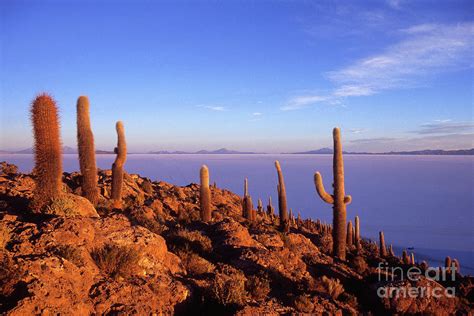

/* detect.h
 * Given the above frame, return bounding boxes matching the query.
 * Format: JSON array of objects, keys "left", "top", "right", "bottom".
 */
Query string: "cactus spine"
[
  {"left": 30, "top": 94, "right": 63, "bottom": 211},
  {"left": 275, "top": 161, "right": 289, "bottom": 233},
  {"left": 200, "top": 165, "right": 212, "bottom": 222},
  {"left": 346, "top": 221, "right": 353, "bottom": 247},
  {"left": 379, "top": 231, "right": 387, "bottom": 257},
  {"left": 314, "top": 128, "right": 352, "bottom": 260},
  {"left": 111, "top": 121, "right": 127, "bottom": 209},
  {"left": 76, "top": 96, "right": 98, "bottom": 205}
]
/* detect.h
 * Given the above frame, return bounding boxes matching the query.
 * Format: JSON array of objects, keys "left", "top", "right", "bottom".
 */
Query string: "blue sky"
[{"left": 1, "top": 0, "right": 473, "bottom": 152}]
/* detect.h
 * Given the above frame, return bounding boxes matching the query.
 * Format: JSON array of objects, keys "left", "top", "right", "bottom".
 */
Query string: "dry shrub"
[
  {"left": 177, "top": 249, "right": 214, "bottom": 276},
  {"left": 54, "top": 245, "right": 84, "bottom": 267},
  {"left": 350, "top": 255, "right": 368, "bottom": 275},
  {"left": 294, "top": 295, "right": 314, "bottom": 313},
  {"left": 130, "top": 206, "right": 165, "bottom": 235},
  {"left": 211, "top": 265, "right": 247, "bottom": 306},
  {"left": 316, "top": 234, "right": 333, "bottom": 254},
  {"left": 91, "top": 244, "right": 140, "bottom": 279},
  {"left": 174, "top": 228, "right": 212, "bottom": 254},
  {"left": 246, "top": 274, "right": 271, "bottom": 301},
  {"left": 321, "top": 276, "right": 344, "bottom": 300},
  {"left": 0, "top": 253, "right": 21, "bottom": 297}
]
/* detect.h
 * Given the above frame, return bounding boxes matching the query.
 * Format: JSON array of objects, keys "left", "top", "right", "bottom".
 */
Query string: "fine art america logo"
[{"left": 376, "top": 262, "right": 456, "bottom": 298}]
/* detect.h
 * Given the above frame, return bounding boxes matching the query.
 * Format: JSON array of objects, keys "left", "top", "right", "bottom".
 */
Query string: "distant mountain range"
[
  {"left": 291, "top": 148, "right": 474, "bottom": 155},
  {"left": 1, "top": 147, "right": 473, "bottom": 155},
  {"left": 148, "top": 148, "right": 258, "bottom": 155}
]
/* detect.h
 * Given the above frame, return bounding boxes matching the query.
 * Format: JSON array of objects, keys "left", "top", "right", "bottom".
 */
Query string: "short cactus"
[
  {"left": 445, "top": 256, "right": 452, "bottom": 271},
  {"left": 76, "top": 96, "right": 98, "bottom": 205},
  {"left": 402, "top": 250, "right": 410, "bottom": 265},
  {"left": 111, "top": 121, "right": 127, "bottom": 209},
  {"left": 379, "top": 231, "right": 387, "bottom": 257},
  {"left": 389, "top": 244, "right": 395, "bottom": 257},
  {"left": 314, "top": 128, "right": 352, "bottom": 260},
  {"left": 30, "top": 94, "right": 63, "bottom": 211},
  {"left": 354, "top": 216, "right": 360, "bottom": 250},
  {"left": 200, "top": 165, "right": 212, "bottom": 222},
  {"left": 453, "top": 259, "right": 460, "bottom": 274},
  {"left": 410, "top": 253, "right": 415, "bottom": 265},
  {"left": 346, "top": 221, "right": 353, "bottom": 247},
  {"left": 257, "top": 199, "right": 263, "bottom": 214},
  {"left": 267, "top": 197, "right": 274, "bottom": 217},
  {"left": 275, "top": 161, "right": 289, "bottom": 233}
]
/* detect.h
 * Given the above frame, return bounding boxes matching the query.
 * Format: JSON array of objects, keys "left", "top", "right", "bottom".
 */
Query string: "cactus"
[
  {"left": 314, "top": 128, "right": 352, "bottom": 260},
  {"left": 410, "top": 253, "right": 415, "bottom": 265},
  {"left": 445, "top": 256, "right": 452, "bottom": 271},
  {"left": 379, "top": 231, "right": 387, "bottom": 257},
  {"left": 30, "top": 94, "right": 63, "bottom": 211},
  {"left": 257, "top": 198, "right": 263, "bottom": 214},
  {"left": 354, "top": 216, "right": 360, "bottom": 250},
  {"left": 420, "top": 261, "right": 429, "bottom": 271},
  {"left": 453, "top": 259, "right": 460, "bottom": 274},
  {"left": 402, "top": 250, "right": 410, "bottom": 265},
  {"left": 111, "top": 121, "right": 127, "bottom": 209},
  {"left": 389, "top": 244, "right": 395, "bottom": 257},
  {"left": 200, "top": 165, "right": 212, "bottom": 222},
  {"left": 267, "top": 197, "right": 274, "bottom": 217},
  {"left": 275, "top": 161, "right": 289, "bottom": 233},
  {"left": 76, "top": 96, "right": 98, "bottom": 205},
  {"left": 242, "top": 178, "right": 254, "bottom": 221},
  {"left": 346, "top": 221, "right": 353, "bottom": 247}
]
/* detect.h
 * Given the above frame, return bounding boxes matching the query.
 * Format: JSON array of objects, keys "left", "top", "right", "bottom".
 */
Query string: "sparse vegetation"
[
  {"left": 54, "top": 245, "right": 84, "bottom": 267},
  {"left": 294, "top": 295, "right": 314, "bottom": 313},
  {"left": 246, "top": 274, "right": 271, "bottom": 301},
  {"left": 211, "top": 265, "right": 247, "bottom": 306},
  {"left": 91, "top": 244, "right": 140, "bottom": 279},
  {"left": 0, "top": 224, "right": 9, "bottom": 249}
]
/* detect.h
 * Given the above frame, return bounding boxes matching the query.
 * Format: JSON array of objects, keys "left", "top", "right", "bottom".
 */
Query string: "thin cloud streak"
[
  {"left": 413, "top": 120, "right": 474, "bottom": 135},
  {"left": 196, "top": 105, "right": 228, "bottom": 111}
]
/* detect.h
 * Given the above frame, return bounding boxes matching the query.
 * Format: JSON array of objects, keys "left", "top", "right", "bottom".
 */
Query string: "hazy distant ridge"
[{"left": 292, "top": 148, "right": 474, "bottom": 155}]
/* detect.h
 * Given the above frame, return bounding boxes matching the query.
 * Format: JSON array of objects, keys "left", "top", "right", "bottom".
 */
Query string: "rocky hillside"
[{"left": 0, "top": 162, "right": 472, "bottom": 315}]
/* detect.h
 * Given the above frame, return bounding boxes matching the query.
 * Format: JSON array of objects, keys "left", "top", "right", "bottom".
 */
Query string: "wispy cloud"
[
  {"left": 197, "top": 105, "right": 228, "bottom": 111},
  {"left": 327, "top": 22, "right": 474, "bottom": 96},
  {"left": 387, "top": 0, "right": 402, "bottom": 10},
  {"left": 349, "top": 128, "right": 367, "bottom": 134},
  {"left": 252, "top": 112, "right": 262, "bottom": 116},
  {"left": 350, "top": 137, "right": 397, "bottom": 144},
  {"left": 284, "top": 22, "right": 474, "bottom": 110},
  {"left": 281, "top": 95, "right": 327, "bottom": 111},
  {"left": 413, "top": 120, "right": 474, "bottom": 135}
]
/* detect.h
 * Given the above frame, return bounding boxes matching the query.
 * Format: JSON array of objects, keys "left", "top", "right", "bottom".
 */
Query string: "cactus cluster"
[
  {"left": 28, "top": 95, "right": 461, "bottom": 275},
  {"left": 313, "top": 128, "right": 352, "bottom": 260}
]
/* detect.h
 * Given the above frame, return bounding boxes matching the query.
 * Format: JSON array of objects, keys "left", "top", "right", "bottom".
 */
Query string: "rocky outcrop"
[{"left": 0, "top": 162, "right": 472, "bottom": 315}]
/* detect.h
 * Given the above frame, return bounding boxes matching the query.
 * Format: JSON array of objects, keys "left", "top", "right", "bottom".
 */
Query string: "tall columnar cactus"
[
  {"left": 453, "top": 259, "right": 460, "bottom": 274},
  {"left": 275, "top": 161, "right": 289, "bottom": 233},
  {"left": 76, "top": 96, "right": 98, "bottom": 205},
  {"left": 242, "top": 178, "right": 253, "bottom": 221},
  {"left": 379, "top": 231, "right": 387, "bottom": 257},
  {"left": 200, "top": 165, "right": 212, "bottom": 222},
  {"left": 111, "top": 121, "right": 127, "bottom": 209},
  {"left": 346, "top": 221, "right": 353, "bottom": 247},
  {"left": 314, "top": 128, "right": 352, "bottom": 260},
  {"left": 30, "top": 94, "right": 63, "bottom": 211},
  {"left": 410, "top": 253, "right": 415, "bottom": 265}
]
